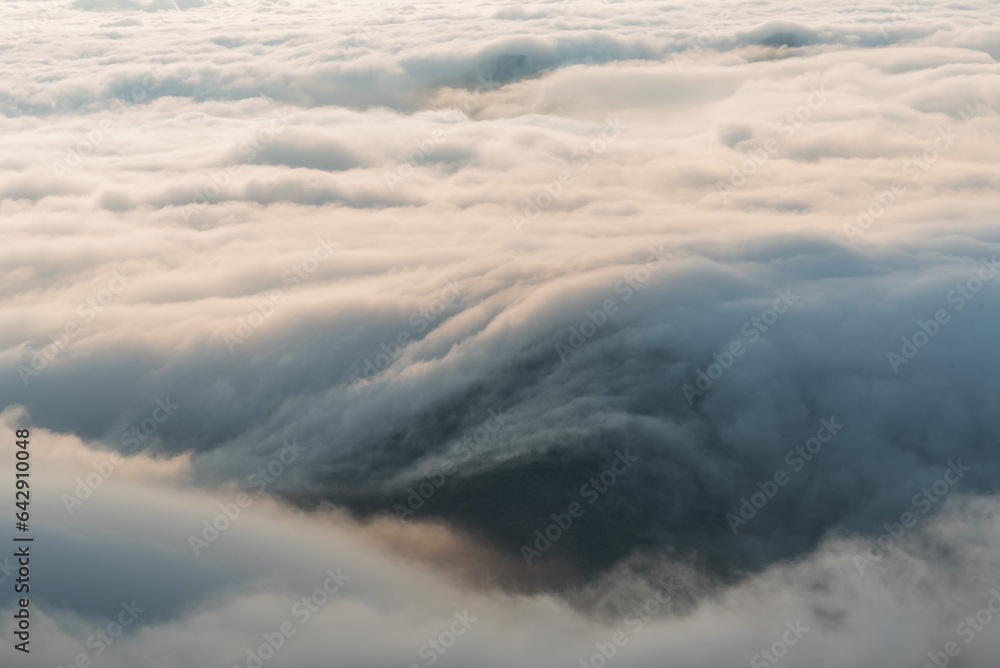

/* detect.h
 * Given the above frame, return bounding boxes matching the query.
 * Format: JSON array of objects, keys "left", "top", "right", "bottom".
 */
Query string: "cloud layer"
[{"left": 3, "top": 0, "right": 1000, "bottom": 665}]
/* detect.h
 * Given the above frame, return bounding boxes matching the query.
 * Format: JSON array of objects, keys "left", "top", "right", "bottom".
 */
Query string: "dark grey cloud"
[{"left": 5, "top": 230, "right": 1000, "bottom": 597}]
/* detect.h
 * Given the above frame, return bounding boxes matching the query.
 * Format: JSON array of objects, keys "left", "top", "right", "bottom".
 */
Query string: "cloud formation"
[{"left": 2, "top": 0, "right": 1000, "bottom": 665}]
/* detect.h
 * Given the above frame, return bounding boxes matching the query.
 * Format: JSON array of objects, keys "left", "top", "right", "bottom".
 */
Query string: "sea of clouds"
[{"left": 2, "top": 0, "right": 1000, "bottom": 666}]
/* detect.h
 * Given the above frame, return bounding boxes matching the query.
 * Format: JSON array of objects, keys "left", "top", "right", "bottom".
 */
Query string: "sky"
[{"left": 2, "top": 0, "right": 1000, "bottom": 666}]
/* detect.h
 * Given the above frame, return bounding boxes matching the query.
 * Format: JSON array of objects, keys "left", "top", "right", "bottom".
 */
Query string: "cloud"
[
  {"left": 5, "top": 412, "right": 1000, "bottom": 668},
  {"left": 3, "top": 0, "right": 1000, "bottom": 664}
]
